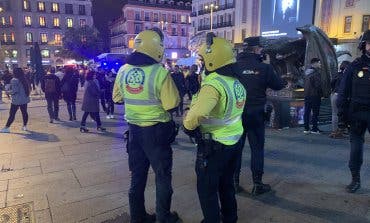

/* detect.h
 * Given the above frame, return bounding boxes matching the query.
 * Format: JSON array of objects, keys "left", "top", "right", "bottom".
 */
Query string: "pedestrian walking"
[
  {"left": 303, "top": 58, "right": 323, "bottom": 134},
  {"left": 80, "top": 71, "right": 106, "bottom": 133},
  {"left": 105, "top": 71, "right": 115, "bottom": 119},
  {"left": 235, "top": 36, "right": 286, "bottom": 195},
  {"left": 41, "top": 69, "right": 61, "bottom": 123},
  {"left": 96, "top": 70, "right": 108, "bottom": 113},
  {"left": 171, "top": 65, "right": 186, "bottom": 116},
  {"left": 113, "top": 28, "right": 180, "bottom": 223},
  {"left": 185, "top": 64, "right": 200, "bottom": 100},
  {"left": 183, "top": 33, "right": 246, "bottom": 223},
  {"left": 2, "top": 69, "right": 12, "bottom": 100},
  {"left": 337, "top": 30, "right": 370, "bottom": 193},
  {"left": 61, "top": 68, "right": 79, "bottom": 121},
  {"left": 329, "top": 60, "right": 350, "bottom": 138},
  {"left": 0, "top": 68, "right": 31, "bottom": 133}
]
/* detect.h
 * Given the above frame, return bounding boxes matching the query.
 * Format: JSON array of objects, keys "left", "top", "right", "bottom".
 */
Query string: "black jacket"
[
  {"left": 41, "top": 74, "right": 61, "bottom": 99},
  {"left": 236, "top": 52, "right": 286, "bottom": 107},
  {"left": 126, "top": 52, "right": 157, "bottom": 66},
  {"left": 331, "top": 70, "right": 344, "bottom": 93},
  {"left": 304, "top": 67, "right": 322, "bottom": 97}
]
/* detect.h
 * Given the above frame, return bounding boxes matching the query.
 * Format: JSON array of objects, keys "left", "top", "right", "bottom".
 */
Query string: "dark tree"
[{"left": 59, "top": 26, "right": 103, "bottom": 60}]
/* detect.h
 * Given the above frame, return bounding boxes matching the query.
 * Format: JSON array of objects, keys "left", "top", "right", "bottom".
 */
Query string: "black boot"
[
  {"left": 346, "top": 173, "right": 361, "bottom": 193},
  {"left": 252, "top": 182, "right": 271, "bottom": 196},
  {"left": 143, "top": 213, "right": 156, "bottom": 223}
]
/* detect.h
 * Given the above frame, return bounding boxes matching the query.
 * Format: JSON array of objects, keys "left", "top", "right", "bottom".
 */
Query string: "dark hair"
[
  {"left": 310, "top": 58, "right": 320, "bottom": 64},
  {"left": 86, "top": 71, "right": 95, "bottom": 81},
  {"left": 340, "top": 60, "right": 351, "bottom": 71},
  {"left": 13, "top": 68, "right": 30, "bottom": 96}
]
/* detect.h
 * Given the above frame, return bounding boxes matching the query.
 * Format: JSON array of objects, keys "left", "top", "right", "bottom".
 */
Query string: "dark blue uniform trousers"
[
  {"left": 196, "top": 140, "right": 241, "bottom": 223},
  {"left": 235, "top": 106, "right": 265, "bottom": 183},
  {"left": 349, "top": 111, "right": 370, "bottom": 173},
  {"left": 128, "top": 121, "right": 174, "bottom": 223}
]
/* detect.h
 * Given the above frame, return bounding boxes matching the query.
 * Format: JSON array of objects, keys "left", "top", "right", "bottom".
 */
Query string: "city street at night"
[{"left": 0, "top": 93, "right": 369, "bottom": 223}]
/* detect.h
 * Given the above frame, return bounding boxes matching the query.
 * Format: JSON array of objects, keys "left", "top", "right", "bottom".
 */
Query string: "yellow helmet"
[
  {"left": 133, "top": 28, "right": 164, "bottom": 62},
  {"left": 198, "top": 33, "right": 236, "bottom": 72}
]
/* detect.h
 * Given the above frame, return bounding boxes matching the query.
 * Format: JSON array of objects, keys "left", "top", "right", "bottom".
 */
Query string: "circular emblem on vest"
[
  {"left": 357, "top": 71, "right": 364, "bottom": 78},
  {"left": 233, "top": 81, "right": 246, "bottom": 109},
  {"left": 125, "top": 68, "right": 145, "bottom": 94}
]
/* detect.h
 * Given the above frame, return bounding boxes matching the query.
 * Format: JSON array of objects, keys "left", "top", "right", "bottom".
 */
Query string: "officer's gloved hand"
[{"left": 183, "top": 126, "right": 201, "bottom": 138}]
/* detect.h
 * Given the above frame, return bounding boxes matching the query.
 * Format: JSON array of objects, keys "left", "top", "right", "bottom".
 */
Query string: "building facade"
[
  {"left": 316, "top": 0, "right": 370, "bottom": 57},
  {"left": 109, "top": 0, "right": 192, "bottom": 60},
  {"left": 190, "top": 0, "right": 260, "bottom": 44},
  {"left": 0, "top": 0, "right": 93, "bottom": 68}
]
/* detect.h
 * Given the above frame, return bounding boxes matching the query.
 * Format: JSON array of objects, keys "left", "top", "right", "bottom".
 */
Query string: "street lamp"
[
  {"left": 204, "top": 3, "right": 218, "bottom": 31},
  {"left": 158, "top": 21, "right": 168, "bottom": 31}
]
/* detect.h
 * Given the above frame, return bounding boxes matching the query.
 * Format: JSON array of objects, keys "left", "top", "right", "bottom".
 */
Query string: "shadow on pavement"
[
  {"left": 100, "top": 212, "right": 130, "bottom": 223},
  {"left": 238, "top": 188, "right": 369, "bottom": 223},
  {"left": 13, "top": 130, "right": 60, "bottom": 142}
]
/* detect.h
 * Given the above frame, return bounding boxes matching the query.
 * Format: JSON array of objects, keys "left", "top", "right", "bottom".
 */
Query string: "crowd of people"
[
  {"left": 0, "top": 27, "right": 369, "bottom": 223},
  {"left": 0, "top": 65, "right": 118, "bottom": 133}
]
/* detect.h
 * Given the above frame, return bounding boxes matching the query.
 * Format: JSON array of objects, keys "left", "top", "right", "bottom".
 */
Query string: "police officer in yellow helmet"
[
  {"left": 183, "top": 33, "right": 246, "bottom": 223},
  {"left": 113, "top": 27, "right": 181, "bottom": 223}
]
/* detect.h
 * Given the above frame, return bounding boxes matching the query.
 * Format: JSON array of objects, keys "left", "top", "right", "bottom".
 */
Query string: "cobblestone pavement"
[{"left": 0, "top": 91, "right": 369, "bottom": 223}]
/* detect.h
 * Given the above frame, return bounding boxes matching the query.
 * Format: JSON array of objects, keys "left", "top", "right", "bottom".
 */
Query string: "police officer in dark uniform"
[
  {"left": 235, "top": 36, "right": 286, "bottom": 195},
  {"left": 337, "top": 30, "right": 370, "bottom": 193}
]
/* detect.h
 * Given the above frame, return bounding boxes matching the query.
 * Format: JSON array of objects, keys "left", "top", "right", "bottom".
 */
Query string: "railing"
[
  {"left": 127, "top": 0, "right": 191, "bottom": 10},
  {"left": 198, "top": 25, "right": 211, "bottom": 31},
  {"left": 0, "top": 41, "right": 15, "bottom": 45},
  {"left": 110, "top": 31, "right": 127, "bottom": 37},
  {"left": 111, "top": 43, "right": 126, "bottom": 48},
  {"left": 198, "top": 2, "right": 235, "bottom": 15},
  {"left": 190, "top": 12, "right": 197, "bottom": 17}
]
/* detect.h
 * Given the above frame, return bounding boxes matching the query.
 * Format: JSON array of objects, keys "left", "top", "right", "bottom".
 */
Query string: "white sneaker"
[
  {"left": 22, "top": 126, "right": 28, "bottom": 131},
  {"left": 303, "top": 130, "right": 310, "bottom": 134},
  {"left": 110, "top": 115, "right": 114, "bottom": 119},
  {"left": 0, "top": 127, "right": 10, "bottom": 133},
  {"left": 106, "top": 115, "right": 111, "bottom": 119}
]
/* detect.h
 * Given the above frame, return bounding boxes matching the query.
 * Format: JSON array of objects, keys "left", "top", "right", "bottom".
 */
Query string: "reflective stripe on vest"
[
  {"left": 216, "top": 134, "right": 243, "bottom": 141},
  {"left": 200, "top": 77, "right": 235, "bottom": 125},
  {"left": 123, "top": 65, "right": 161, "bottom": 106}
]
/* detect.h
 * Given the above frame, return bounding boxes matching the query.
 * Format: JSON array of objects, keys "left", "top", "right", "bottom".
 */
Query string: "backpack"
[{"left": 45, "top": 78, "right": 56, "bottom": 93}]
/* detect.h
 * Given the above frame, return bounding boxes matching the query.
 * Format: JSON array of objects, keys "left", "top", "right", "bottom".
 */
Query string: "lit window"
[
  {"left": 1, "top": 17, "right": 5, "bottom": 26},
  {"left": 181, "top": 15, "right": 187, "bottom": 23},
  {"left": 41, "top": 49, "right": 50, "bottom": 58},
  {"left": 40, "top": 33, "right": 48, "bottom": 43},
  {"left": 80, "top": 19, "right": 86, "bottom": 27},
  {"left": 38, "top": 2, "right": 45, "bottom": 11},
  {"left": 25, "top": 32, "right": 33, "bottom": 43},
  {"left": 24, "top": 16, "right": 32, "bottom": 26},
  {"left": 39, "top": 16, "right": 46, "bottom": 27},
  {"left": 2, "top": 33, "right": 7, "bottom": 42},
  {"left": 66, "top": 18, "right": 73, "bottom": 28},
  {"left": 26, "top": 49, "right": 30, "bottom": 57},
  {"left": 52, "top": 3, "right": 59, "bottom": 12},
  {"left": 9, "top": 16, "right": 13, "bottom": 25},
  {"left": 54, "top": 34, "right": 62, "bottom": 45},
  {"left": 23, "top": 0, "right": 30, "bottom": 11},
  {"left": 12, "top": 50, "right": 17, "bottom": 58},
  {"left": 10, "top": 32, "right": 15, "bottom": 42},
  {"left": 53, "top": 18, "right": 60, "bottom": 27}
]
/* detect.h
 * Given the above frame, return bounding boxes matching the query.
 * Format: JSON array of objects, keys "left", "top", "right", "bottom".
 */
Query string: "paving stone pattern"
[{"left": 0, "top": 91, "right": 369, "bottom": 223}]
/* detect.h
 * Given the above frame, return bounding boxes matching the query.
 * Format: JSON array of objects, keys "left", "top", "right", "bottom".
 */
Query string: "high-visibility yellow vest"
[
  {"left": 116, "top": 63, "right": 171, "bottom": 126},
  {"left": 200, "top": 72, "right": 246, "bottom": 145}
]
